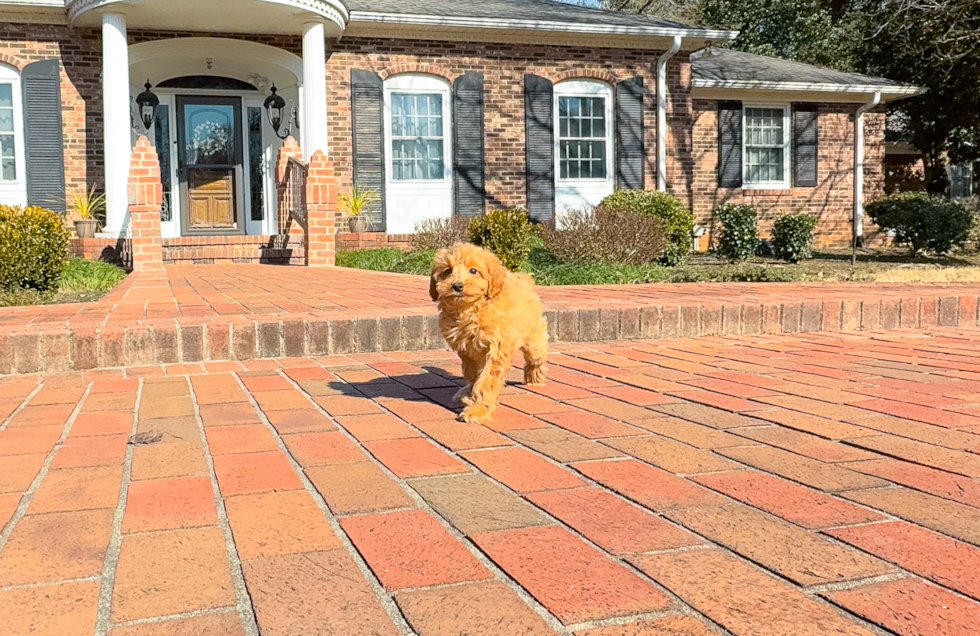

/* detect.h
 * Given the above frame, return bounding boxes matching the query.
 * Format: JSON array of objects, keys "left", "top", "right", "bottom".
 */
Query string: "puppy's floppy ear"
[
  {"left": 429, "top": 248, "right": 449, "bottom": 301},
  {"left": 484, "top": 251, "right": 509, "bottom": 300}
]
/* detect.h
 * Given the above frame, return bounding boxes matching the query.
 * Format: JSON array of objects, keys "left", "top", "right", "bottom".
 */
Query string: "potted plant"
[
  {"left": 338, "top": 184, "right": 378, "bottom": 233},
  {"left": 68, "top": 186, "right": 106, "bottom": 238}
]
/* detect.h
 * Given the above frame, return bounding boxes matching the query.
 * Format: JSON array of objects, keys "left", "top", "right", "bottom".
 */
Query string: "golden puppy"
[{"left": 429, "top": 243, "right": 548, "bottom": 424}]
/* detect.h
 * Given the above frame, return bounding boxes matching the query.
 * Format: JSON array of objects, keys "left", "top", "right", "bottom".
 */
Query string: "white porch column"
[
  {"left": 302, "top": 20, "right": 328, "bottom": 161},
  {"left": 853, "top": 92, "right": 881, "bottom": 247},
  {"left": 101, "top": 12, "right": 131, "bottom": 236}
]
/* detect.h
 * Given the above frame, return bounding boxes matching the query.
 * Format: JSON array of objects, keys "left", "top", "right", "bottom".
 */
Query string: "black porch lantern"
[
  {"left": 264, "top": 84, "right": 295, "bottom": 140},
  {"left": 135, "top": 80, "right": 159, "bottom": 131}
]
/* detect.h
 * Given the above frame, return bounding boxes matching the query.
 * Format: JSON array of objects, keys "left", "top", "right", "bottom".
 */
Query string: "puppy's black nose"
[{"left": 452, "top": 282, "right": 464, "bottom": 292}]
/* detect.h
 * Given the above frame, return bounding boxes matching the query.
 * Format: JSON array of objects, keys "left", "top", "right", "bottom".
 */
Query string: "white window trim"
[
  {"left": 0, "top": 64, "right": 26, "bottom": 207},
  {"left": 554, "top": 79, "right": 614, "bottom": 187},
  {"left": 741, "top": 103, "right": 791, "bottom": 190},
  {"left": 383, "top": 74, "right": 452, "bottom": 185}
]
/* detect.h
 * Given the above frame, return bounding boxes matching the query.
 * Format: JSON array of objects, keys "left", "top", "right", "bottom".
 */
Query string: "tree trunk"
[{"left": 923, "top": 151, "right": 950, "bottom": 194}]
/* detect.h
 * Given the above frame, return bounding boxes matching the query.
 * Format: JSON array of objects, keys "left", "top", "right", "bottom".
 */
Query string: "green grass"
[
  {"left": 337, "top": 247, "right": 435, "bottom": 275},
  {"left": 0, "top": 258, "right": 127, "bottom": 307}
]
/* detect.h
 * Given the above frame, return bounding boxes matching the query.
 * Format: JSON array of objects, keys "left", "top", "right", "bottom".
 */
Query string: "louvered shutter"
[
  {"left": 615, "top": 76, "right": 644, "bottom": 190},
  {"left": 792, "top": 103, "right": 818, "bottom": 187},
  {"left": 524, "top": 73, "right": 554, "bottom": 223},
  {"left": 453, "top": 72, "right": 485, "bottom": 216},
  {"left": 22, "top": 59, "right": 65, "bottom": 212},
  {"left": 717, "top": 100, "right": 742, "bottom": 188},
  {"left": 350, "top": 69, "right": 385, "bottom": 231}
]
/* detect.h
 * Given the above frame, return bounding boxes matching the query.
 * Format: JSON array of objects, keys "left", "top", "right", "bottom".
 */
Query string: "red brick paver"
[{"left": 1, "top": 328, "right": 980, "bottom": 634}]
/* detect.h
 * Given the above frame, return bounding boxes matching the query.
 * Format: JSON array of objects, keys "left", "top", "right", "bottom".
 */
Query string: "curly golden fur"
[{"left": 429, "top": 243, "right": 548, "bottom": 424}]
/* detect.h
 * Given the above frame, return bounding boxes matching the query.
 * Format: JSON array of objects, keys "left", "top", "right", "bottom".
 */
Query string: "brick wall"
[
  {"left": 689, "top": 99, "right": 887, "bottom": 248},
  {"left": 336, "top": 232, "right": 413, "bottom": 252}
]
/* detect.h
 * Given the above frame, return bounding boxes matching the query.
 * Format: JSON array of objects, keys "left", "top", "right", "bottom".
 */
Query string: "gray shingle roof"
[
  {"left": 691, "top": 48, "right": 919, "bottom": 93},
  {"left": 345, "top": 0, "right": 734, "bottom": 37}
]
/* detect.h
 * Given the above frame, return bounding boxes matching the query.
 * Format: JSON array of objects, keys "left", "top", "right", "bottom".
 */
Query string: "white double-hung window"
[
  {"left": 0, "top": 64, "right": 25, "bottom": 205},
  {"left": 554, "top": 79, "right": 614, "bottom": 212},
  {"left": 743, "top": 105, "right": 790, "bottom": 188},
  {"left": 390, "top": 92, "right": 445, "bottom": 181}
]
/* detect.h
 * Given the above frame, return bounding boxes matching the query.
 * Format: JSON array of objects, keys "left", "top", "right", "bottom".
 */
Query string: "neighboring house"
[{"left": 0, "top": 0, "right": 919, "bottom": 262}]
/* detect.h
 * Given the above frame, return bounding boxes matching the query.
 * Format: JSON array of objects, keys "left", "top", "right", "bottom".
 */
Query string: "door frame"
[{"left": 175, "top": 94, "right": 246, "bottom": 236}]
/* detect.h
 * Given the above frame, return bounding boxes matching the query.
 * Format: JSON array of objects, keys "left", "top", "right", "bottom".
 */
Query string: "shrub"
[
  {"left": 411, "top": 216, "right": 471, "bottom": 251},
  {"left": 714, "top": 204, "right": 760, "bottom": 263},
  {"left": 468, "top": 208, "right": 534, "bottom": 270},
  {"left": 0, "top": 205, "right": 70, "bottom": 292},
  {"left": 600, "top": 190, "right": 694, "bottom": 265},
  {"left": 865, "top": 192, "right": 971, "bottom": 255},
  {"left": 961, "top": 196, "right": 980, "bottom": 252},
  {"left": 771, "top": 213, "right": 818, "bottom": 263},
  {"left": 540, "top": 206, "right": 667, "bottom": 266}
]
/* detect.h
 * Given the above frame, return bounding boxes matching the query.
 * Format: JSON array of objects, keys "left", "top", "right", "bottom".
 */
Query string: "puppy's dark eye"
[
  {"left": 469, "top": 267, "right": 478, "bottom": 275},
  {"left": 443, "top": 269, "right": 452, "bottom": 277}
]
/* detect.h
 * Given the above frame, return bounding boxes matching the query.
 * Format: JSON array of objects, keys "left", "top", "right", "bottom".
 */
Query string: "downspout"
[
  {"left": 852, "top": 91, "right": 881, "bottom": 261},
  {"left": 657, "top": 35, "right": 683, "bottom": 191}
]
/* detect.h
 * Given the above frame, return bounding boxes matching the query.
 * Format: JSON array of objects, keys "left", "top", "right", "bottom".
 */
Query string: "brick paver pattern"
[{"left": 1, "top": 328, "right": 980, "bottom": 635}]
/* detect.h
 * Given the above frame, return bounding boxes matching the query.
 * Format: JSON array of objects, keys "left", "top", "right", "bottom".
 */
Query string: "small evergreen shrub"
[
  {"left": 771, "top": 213, "right": 818, "bottom": 263},
  {"left": 960, "top": 196, "right": 980, "bottom": 252},
  {"left": 541, "top": 206, "right": 667, "bottom": 266},
  {"left": 865, "top": 192, "right": 971, "bottom": 255},
  {"left": 468, "top": 208, "right": 534, "bottom": 270},
  {"left": 0, "top": 205, "right": 70, "bottom": 292},
  {"left": 411, "top": 216, "right": 471, "bottom": 251},
  {"left": 714, "top": 203, "right": 759, "bottom": 263},
  {"left": 600, "top": 190, "right": 694, "bottom": 265}
]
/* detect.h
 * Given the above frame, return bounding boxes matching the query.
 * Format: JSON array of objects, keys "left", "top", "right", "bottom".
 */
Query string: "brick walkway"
[
  {"left": 2, "top": 329, "right": 980, "bottom": 635},
  {"left": 2, "top": 263, "right": 980, "bottom": 373}
]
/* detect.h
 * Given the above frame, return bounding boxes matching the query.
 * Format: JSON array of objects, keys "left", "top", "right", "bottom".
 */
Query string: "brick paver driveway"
[{"left": 2, "top": 329, "right": 980, "bottom": 635}]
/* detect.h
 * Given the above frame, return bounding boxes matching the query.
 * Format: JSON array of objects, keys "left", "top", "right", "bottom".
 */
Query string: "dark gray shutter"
[
  {"left": 22, "top": 59, "right": 65, "bottom": 212},
  {"left": 615, "top": 76, "right": 644, "bottom": 190},
  {"left": 792, "top": 103, "right": 818, "bottom": 187},
  {"left": 717, "top": 100, "right": 742, "bottom": 189},
  {"left": 350, "top": 69, "right": 385, "bottom": 231},
  {"left": 524, "top": 73, "right": 554, "bottom": 223},
  {"left": 453, "top": 72, "right": 485, "bottom": 217}
]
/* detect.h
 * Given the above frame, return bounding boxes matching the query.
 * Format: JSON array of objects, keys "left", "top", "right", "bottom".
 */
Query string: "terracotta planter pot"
[
  {"left": 74, "top": 219, "right": 98, "bottom": 239},
  {"left": 347, "top": 215, "right": 369, "bottom": 233}
]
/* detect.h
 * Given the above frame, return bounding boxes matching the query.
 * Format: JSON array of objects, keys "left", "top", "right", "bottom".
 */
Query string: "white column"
[
  {"left": 656, "top": 36, "right": 682, "bottom": 191},
  {"left": 101, "top": 13, "right": 131, "bottom": 236},
  {"left": 302, "top": 20, "right": 328, "bottom": 161}
]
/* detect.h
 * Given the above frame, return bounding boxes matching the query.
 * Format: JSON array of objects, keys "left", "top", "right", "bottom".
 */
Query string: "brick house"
[{"left": 0, "top": 0, "right": 918, "bottom": 264}]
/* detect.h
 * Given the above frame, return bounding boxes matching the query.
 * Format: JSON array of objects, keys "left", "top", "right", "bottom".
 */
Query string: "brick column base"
[
  {"left": 305, "top": 150, "right": 337, "bottom": 267},
  {"left": 128, "top": 136, "right": 164, "bottom": 272}
]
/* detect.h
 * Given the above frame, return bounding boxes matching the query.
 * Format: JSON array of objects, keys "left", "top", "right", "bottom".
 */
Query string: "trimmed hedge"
[
  {"left": 0, "top": 205, "right": 70, "bottom": 292},
  {"left": 866, "top": 192, "right": 971, "bottom": 255},
  {"left": 715, "top": 203, "right": 759, "bottom": 263},
  {"left": 468, "top": 207, "right": 534, "bottom": 270},
  {"left": 772, "top": 213, "right": 818, "bottom": 263},
  {"left": 600, "top": 190, "right": 694, "bottom": 265}
]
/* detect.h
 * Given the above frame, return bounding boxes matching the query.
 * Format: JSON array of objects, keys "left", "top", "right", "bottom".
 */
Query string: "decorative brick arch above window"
[
  {"left": 378, "top": 64, "right": 456, "bottom": 83},
  {"left": 550, "top": 69, "right": 620, "bottom": 85},
  {"left": 0, "top": 54, "right": 27, "bottom": 71}
]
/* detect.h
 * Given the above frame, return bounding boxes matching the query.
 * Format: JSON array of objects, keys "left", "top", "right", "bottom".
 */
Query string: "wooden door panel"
[{"left": 188, "top": 168, "right": 236, "bottom": 228}]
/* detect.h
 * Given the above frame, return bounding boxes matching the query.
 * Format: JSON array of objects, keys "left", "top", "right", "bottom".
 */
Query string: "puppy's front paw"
[
  {"left": 524, "top": 364, "right": 547, "bottom": 386},
  {"left": 458, "top": 403, "right": 493, "bottom": 424}
]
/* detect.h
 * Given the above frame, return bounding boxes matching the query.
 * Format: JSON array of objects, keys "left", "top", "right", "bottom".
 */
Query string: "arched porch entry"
[{"left": 129, "top": 38, "right": 304, "bottom": 238}]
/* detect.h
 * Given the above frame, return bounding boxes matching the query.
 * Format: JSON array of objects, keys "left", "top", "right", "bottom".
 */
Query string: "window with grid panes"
[
  {"left": 390, "top": 92, "right": 445, "bottom": 181},
  {"left": 558, "top": 96, "right": 607, "bottom": 179},
  {"left": 744, "top": 107, "right": 787, "bottom": 184},
  {"left": 0, "top": 84, "right": 15, "bottom": 181}
]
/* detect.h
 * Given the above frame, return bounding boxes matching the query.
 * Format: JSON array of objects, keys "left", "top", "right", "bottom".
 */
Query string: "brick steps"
[{"left": 3, "top": 293, "right": 977, "bottom": 375}]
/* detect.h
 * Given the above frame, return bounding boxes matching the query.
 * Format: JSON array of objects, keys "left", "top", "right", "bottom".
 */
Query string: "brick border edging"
[{"left": 2, "top": 295, "right": 977, "bottom": 375}]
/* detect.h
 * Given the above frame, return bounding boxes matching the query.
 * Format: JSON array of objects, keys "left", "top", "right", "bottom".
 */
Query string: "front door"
[{"left": 176, "top": 96, "right": 244, "bottom": 234}]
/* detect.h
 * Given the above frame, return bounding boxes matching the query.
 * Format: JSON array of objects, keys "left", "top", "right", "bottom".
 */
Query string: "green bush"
[
  {"left": 0, "top": 205, "right": 70, "bottom": 292},
  {"left": 771, "top": 213, "right": 818, "bottom": 263},
  {"left": 865, "top": 192, "right": 971, "bottom": 255},
  {"left": 961, "top": 196, "right": 980, "bottom": 252},
  {"left": 468, "top": 208, "right": 534, "bottom": 270},
  {"left": 60, "top": 258, "right": 127, "bottom": 292},
  {"left": 715, "top": 204, "right": 760, "bottom": 263},
  {"left": 600, "top": 190, "right": 694, "bottom": 265}
]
